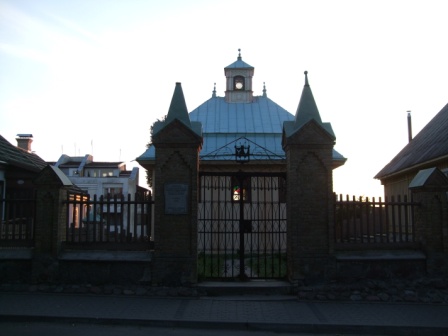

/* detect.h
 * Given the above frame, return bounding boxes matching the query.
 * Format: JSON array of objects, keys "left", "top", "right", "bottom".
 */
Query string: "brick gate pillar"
[
  {"left": 409, "top": 167, "right": 448, "bottom": 275},
  {"left": 151, "top": 83, "right": 202, "bottom": 286},
  {"left": 34, "top": 165, "right": 72, "bottom": 257},
  {"left": 32, "top": 165, "right": 73, "bottom": 283},
  {"left": 282, "top": 72, "right": 337, "bottom": 282}
]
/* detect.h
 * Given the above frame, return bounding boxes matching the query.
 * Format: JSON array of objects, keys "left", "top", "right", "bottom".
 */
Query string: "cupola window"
[{"left": 233, "top": 76, "right": 245, "bottom": 90}]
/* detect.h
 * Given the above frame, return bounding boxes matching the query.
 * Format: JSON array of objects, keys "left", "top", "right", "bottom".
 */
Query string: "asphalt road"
[{"left": 0, "top": 322, "right": 389, "bottom": 336}]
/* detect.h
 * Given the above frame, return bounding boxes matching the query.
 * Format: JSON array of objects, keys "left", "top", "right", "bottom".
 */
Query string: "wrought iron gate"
[{"left": 198, "top": 172, "right": 287, "bottom": 280}]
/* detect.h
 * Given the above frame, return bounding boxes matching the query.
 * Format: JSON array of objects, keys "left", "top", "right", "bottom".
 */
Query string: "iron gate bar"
[
  {"left": 238, "top": 173, "right": 245, "bottom": 280},
  {"left": 198, "top": 172, "right": 287, "bottom": 281}
]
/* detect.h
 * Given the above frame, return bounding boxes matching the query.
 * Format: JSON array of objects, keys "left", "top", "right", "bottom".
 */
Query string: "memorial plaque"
[{"left": 164, "top": 183, "right": 188, "bottom": 214}]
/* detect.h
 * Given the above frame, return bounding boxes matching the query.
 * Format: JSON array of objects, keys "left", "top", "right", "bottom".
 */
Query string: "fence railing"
[
  {"left": 1, "top": 190, "right": 422, "bottom": 252},
  {"left": 334, "top": 194, "right": 420, "bottom": 250},
  {"left": 0, "top": 195, "right": 35, "bottom": 247},
  {"left": 64, "top": 192, "right": 154, "bottom": 250}
]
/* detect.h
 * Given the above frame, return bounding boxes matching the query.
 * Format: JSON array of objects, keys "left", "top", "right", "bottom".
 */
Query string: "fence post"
[
  {"left": 33, "top": 166, "right": 71, "bottom": 281},
  {"left": 409, "top": 167, "right": 448, "bottom": 275}
]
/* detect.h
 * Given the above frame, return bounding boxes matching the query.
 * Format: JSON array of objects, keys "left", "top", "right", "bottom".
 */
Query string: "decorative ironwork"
[
  {"left": 235, "top": 140, "right": 250, "bottom": 163},
  {"left": 200, "top": 136, "right": 285, "bottom": 161}
]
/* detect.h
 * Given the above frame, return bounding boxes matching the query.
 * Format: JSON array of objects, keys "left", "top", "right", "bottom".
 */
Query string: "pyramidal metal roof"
[
  {"left": 189, "top": 95, "right": 293, "bottom": 159},
  {"left": 224, "top": 49, "right": 254, "bottom": 69},
  {"left": 190, "top": 96, "right": 293, "bottom": 134}
]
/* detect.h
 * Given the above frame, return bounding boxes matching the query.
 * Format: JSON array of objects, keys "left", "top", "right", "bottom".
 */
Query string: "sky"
[{"left": 1, "top": 0, "right": 447, "bottom": 198}]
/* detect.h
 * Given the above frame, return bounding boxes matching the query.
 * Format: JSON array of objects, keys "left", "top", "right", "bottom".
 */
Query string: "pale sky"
[{"left": 1, "top": 0, "right": 447, "bottom": 198}]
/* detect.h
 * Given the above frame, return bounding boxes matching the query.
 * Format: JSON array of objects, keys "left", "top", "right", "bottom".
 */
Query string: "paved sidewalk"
[{"left": 0, "top": 292, "right": 448, "bottom": 335}]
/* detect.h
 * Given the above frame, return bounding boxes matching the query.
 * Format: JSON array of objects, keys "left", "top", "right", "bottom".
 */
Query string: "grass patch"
[
  {"left": 198, "top": 253, "right": 226, "bottom": 279},
  {"left": 247, "top": 253, "right": 287, "bottom": 278},
  {"left": 198, "top": 252, "right": 287, "bottom": 279}
]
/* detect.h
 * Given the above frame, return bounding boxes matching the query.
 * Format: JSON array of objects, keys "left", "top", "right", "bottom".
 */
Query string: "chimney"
[
  {"left": 407, "top": 111, "right": 412, "bottom": 143},
  {"left": 16, "top": 134, "right": 33, "bottom": 152}
]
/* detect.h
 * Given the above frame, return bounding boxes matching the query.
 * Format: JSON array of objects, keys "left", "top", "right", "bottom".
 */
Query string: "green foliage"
[
  {"left": 145, "top": 116, "right": 167, "bottom": 189},
  {"left": 197, "top": 253, "right": 287, "bottom": 279},
  {"left": 249, "top": 253, "right": 287, "bottom": 278},
  {"left": 198, "top": 253, "right": 225, "bottom": 279}
]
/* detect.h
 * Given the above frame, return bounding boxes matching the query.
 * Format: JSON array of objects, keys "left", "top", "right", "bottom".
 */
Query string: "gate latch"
[{"left": 241, "top": 220, "right": 252, "bottom": 233}]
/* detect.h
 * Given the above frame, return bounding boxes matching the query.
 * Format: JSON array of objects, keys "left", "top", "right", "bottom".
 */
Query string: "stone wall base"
[
  {"left": 151, "top": 256, "right": 197, "bottom": 286},
  {"left": 1, "top": 250, "right": 445, "bottom": 286},
  {"left": 0, "top": 259, "right": 32, "bottom": 283},
  {"left": 425, "top": 252, "right": 448, "bottom": 276},
  {"left": 334, "top": 250, "right": 428, "bottom": 280},
  {"left": 0, "top": 250, "right": 151, "bottom": 285},
  {"left": 289, "top": 255, "right": 337, "bottom": 284}
]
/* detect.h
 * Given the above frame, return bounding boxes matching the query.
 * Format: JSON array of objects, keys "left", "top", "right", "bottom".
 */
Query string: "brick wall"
[
  {"left": 283, "top": 121, "right": 336, "bottom": 281},
  {"left": 151, "top": 119, "right": 202, "bottom": 286}
]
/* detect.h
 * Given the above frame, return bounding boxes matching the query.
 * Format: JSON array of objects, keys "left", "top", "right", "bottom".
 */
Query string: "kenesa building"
[{"left": 137, "top": 51, "right": 346, "bottom": 281}]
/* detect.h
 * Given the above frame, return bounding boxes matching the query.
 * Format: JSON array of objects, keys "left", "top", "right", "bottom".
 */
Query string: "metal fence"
[
  {"left": 64, "top": 191, "right": 153, "bottom": 250},
  {"left": 334, "top": 194, "right": 420, "bottom": 249},
  {"left": 1, "top": 189, "right": 422, "bottom": 253},
  {"left": 0, "top": 193, "right": 35, "bottom": 247}
]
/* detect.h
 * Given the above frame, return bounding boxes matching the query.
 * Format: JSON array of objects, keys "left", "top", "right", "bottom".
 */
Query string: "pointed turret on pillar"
[
  {"left": 283, "top": 71, "right": 335, "bottom": 142},
  {"left": 152, "top": 82, "right": 202, "bottom": 138}
]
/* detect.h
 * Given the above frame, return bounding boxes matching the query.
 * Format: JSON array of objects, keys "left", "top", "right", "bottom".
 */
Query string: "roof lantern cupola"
[{"left": 224, "top": 49, "right": 254, "bottom": 103}]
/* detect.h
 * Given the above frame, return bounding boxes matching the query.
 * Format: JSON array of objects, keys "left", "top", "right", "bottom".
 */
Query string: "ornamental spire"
[
  {"left": 293, "top": 71, "right": 322, "bottom": 129},
  {"left": 165, "top": 82, "right": 191, "bottom": 128}
]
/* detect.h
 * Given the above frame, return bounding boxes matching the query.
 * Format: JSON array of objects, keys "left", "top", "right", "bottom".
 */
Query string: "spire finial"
[
  {"left": 304, "top": 71, "right": 309, "bottom": 86},
  {"left": 237, "top": 48, "right": 241, "bottom": 60},
  {"left": 212, "top": 82, "right": 216, "bottom": 98},
  {"left": 262, "top": 82, "right": 267, "bottom": 97}
]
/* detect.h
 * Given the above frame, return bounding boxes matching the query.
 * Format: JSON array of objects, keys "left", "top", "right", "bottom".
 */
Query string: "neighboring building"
[
  {"left": 53, "top": 154, "right": 149, "bottom": 238},
  {"left": 0, "top": 134, "right": 47, "bottom": 198},
  {"left": 53, "top": 154, "right": 145, "bottom": 197},
  {"left": 375, "top": 103, "right": 448, "bottom": 198},
  {"left": 0, "top": 134, "right": 47, "bottom": 240}
]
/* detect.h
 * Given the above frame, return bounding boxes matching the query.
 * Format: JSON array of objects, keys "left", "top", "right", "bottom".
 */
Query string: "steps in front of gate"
[{"left": 197, "top": 280, "right": 295, "bottom": 298}]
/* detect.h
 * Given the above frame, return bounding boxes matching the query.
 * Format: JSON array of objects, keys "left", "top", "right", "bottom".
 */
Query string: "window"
[
  {"left": 86, "top": 169, "right": 114, "bottom": 177},
  {"left": 101, "top": 169, "right": 114, "bottom": 177},
  {"left": 231, "top": 176, "right": 251, "bottom": 201},
  {"left": 233, "top": 76, "right": 245, "bottom": 90},
  {"left": 104, "top": 186, "right": 123, "bottom": 198}
]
